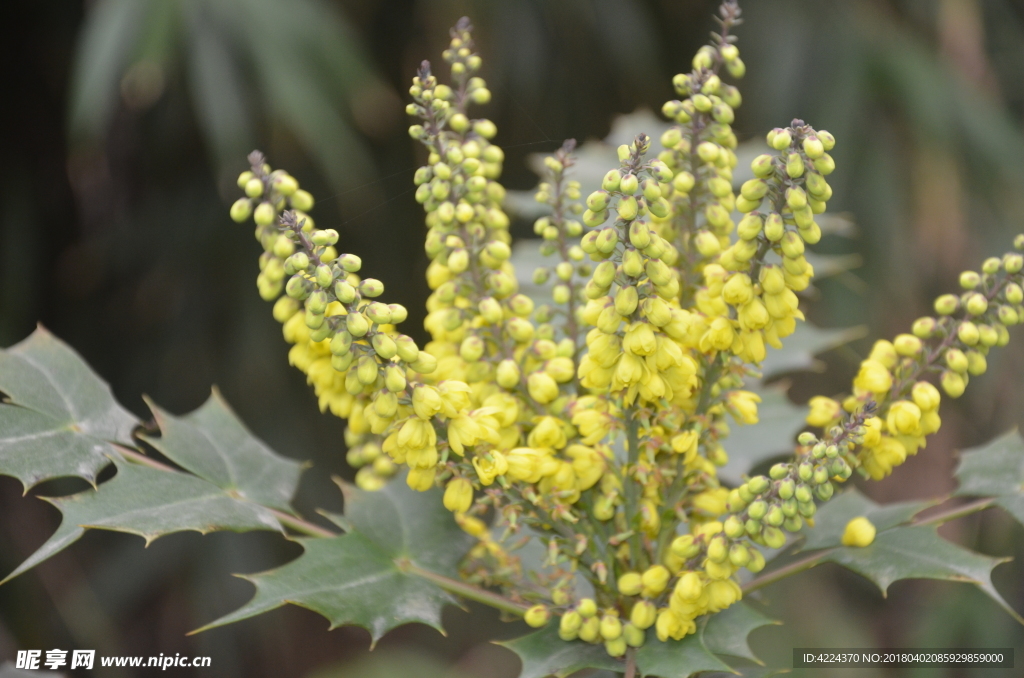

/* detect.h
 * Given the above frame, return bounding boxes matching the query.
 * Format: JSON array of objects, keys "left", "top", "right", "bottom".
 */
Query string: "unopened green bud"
[{"left": 747, "top": 500, "right": 767, "bottom": 520}]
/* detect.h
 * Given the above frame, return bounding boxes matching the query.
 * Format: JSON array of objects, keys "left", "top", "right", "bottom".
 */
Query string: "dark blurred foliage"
[{"left": 2, "top": 0, "right": 1024, "bottom": 676}]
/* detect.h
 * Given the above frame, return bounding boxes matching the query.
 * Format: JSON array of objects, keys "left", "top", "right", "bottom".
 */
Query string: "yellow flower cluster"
[
  {"left": 806, "top": 249, "right": 1024, "bottom": 480},
  {"left": 230, "top": 2, "right": 1024, "bottom": 661}
]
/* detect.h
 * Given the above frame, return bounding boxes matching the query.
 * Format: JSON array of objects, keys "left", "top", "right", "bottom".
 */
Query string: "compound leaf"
[
  {"left": 498, "top": 625, "right": 623, "bottom": 678},
  {"left": 0, "top": 327, "right": 137, "bottom": 489},
  {"left": 198, "top": 478, "right": 474, "bottom": 642},
  {"left": 2, "top": 459, "right": 283, "bottom": 584},
  {"left": 142, "top": 391, "right": 304, "bottom": 514},
  {"left": 702, "top": 602, "right": 778, "bottom": 664}
]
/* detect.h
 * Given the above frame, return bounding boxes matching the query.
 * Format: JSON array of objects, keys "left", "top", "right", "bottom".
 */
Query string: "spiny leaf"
[
  {"left": 1, "top": 459, "right": 283, "bottom": 585},
  {"left": 954, "top": 428, "right": 1024, "bottom": 523},
  {"left": 702, "top": 602, "right": 778, "bottom": 664},
  {"left": 199, "top": 477, "right": 473, "bottom": 642},
  {"left": 195, "top": 532, "right": 457, "bottom": 643},
  {"left": 497, "top": 625, "right": 622, "bottom": 678},
  {"left": 800, "top": 487, "right": 934, "bottom": 552},
  {"left": 142, "top": 390, "right": 304, "bottom": 514},
  {"left": 338, "top": 478, "right": 475, "bottom": 575},
  {"left": 822, "top": 526, "right": 1022, "bottom": 623},
  {"left": 794, "top": 487, "right": 1022, "bottom": 622},
  {"left": 635, "top": 624, "right": 734, "bottom": 678},
  {"left": 0, "top": 327, "right": 137, "bottom": 489}
]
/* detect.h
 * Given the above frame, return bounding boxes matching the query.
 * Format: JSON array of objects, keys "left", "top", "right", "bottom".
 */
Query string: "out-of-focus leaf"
[
  {"left": 199, "top": 477, "right": 473, "bottom": 641},
  {"left": 0, "top": 327, "right": 137, "bottom": 489},
  {"left": 803, "top": 251, "right": 863, "bottom": 279},
  {"left": 800, "top": 487, "right": 933, "bottom": 552},
  {"left": 1, "top": 459, "right": 283, "bottom": 585},
  {"left": 635, "top": 625, "right": 734, "bottom": 678},
  {"left": 183, "top": 6, "right": 254, "bottom": 171},
  {"left": 230, "top": 0, "right": 377, "bottom": 192},
  {"left": 720, "top": 384, "right": 805, "bottom": 485},
  {"left": 821, "top": 526, "right": 1022, "bottom": 623},
  {"left": 760, "top": 323, "right": 866, "bottom": 380},
  {"left": 142, "top": 390, "right": 305, "bottom": 514},
  {"left": 954, "top": 428, "right": 1024, "bottom": 525},
  {"left": 498, "top": 625, "right": 622, "bottom": 678},
  {"left": 702, "top": 602, "right": 778, "bottom": 663},
  {"left": 67, "top": 0, "right": 149, "bottom": 138}
]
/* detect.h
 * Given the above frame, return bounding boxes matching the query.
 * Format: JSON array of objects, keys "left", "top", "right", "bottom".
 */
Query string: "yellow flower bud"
[
  {"left": 527, "top": 371, "right": 559, "bottom": 403},
  {"left": 443, "top": 478, "right": 474, "bottom": 513},
  {"left": 496, "top": 359, "right": 521, "bottom": 388},
  {"left": 524, "top": 605, "right": 550, "bottom": 628},
  {"left": 911, "top": 381, "right": 941, "bottom": 411},
  {"left": 599, "top": 613, "right": 622, "bottom": 640},
  {"left": 841, "top": 517, "right": 876, "bottom": 547},
  {"left": 630, "top": 600, "right": 657, "bottom": 630},
  {"left": 617, "top": 572, "right": 643, "bottom": 596},
  {"left": 941, "top": 370, "right": 966, "bottom": 398}
]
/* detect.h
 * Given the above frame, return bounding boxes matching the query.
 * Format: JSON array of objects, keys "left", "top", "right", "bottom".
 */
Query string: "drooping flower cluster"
[{"left": 229, "top": 2, "right": 1024, "bottom": 660}]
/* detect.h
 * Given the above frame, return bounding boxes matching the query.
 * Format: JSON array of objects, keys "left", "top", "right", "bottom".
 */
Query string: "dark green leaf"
[
  {"left": 498, "top": 625, "right": 623, "bottom": 678},
  {"left": 702, "top": 602, "right": 777, "bottom": 663},
  {"left": 67, "top": 0, "right": 147, "bottom": 139},
  {"left": 954, "top": 428, "right": 1024, "bottom": 499},
  {"left": 142, "top": 390, "right": 304, "bottom": 514},
  {"left": 822, "top": 526, "right": 1022, "bottom": 623},
  {"left": 2, "top": 459, "right": 282, "bottom": 584},
  {"left": 800, "top": 487, "right": 934, "bottom": 552},
  {"left": 195, "top": 532, "right": 457, "bottom": 643},
  {"left": 199, "top": 477, "right": 473, "bottom": 641},
  {"left": 0, "top": 327, "right": 137, "bottom": 489},
  {"left": 339, "top": 477, "right": 474, "bottom": 576},
  {"left": 954, "top": 428, "right": 1024, "bottom": 528},
  {"left": 635, "top": 625, "right": 733, "bottom": 678},
  {"left": 182, "top": 5, "right": 254, "bottom": 172}
]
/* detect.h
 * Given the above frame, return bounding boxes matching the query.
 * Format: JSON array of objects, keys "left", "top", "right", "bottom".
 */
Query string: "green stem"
[
  {"left": 403, "top": 563, "right": 529, "bottom": 616},
  {"left": 623, "top": 405, "right": 645, "bottom": 569}
]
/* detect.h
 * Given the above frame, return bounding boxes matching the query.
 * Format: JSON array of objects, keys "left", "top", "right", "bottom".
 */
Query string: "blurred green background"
[{"left": 2, "top": 0, "right": 1024, "bottom": 676}]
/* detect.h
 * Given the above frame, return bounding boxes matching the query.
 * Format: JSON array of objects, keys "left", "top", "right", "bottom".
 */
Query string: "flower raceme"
[{"left": 228, "top": 2, "right": 1024, "bottom": 660}]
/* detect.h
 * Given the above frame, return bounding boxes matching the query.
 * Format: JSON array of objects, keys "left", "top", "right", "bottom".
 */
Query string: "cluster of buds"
[{"left": 229, "top": 1, "right": 1024, "bottom": 661}]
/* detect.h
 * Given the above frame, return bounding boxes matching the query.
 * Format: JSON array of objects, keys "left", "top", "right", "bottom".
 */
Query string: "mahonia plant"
[
  {"left": 224, "top": 2, "right": 1024, "bottom": 668},
  {"left": 5, "top": 4, "right": 1024, "bottom": 678}
]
